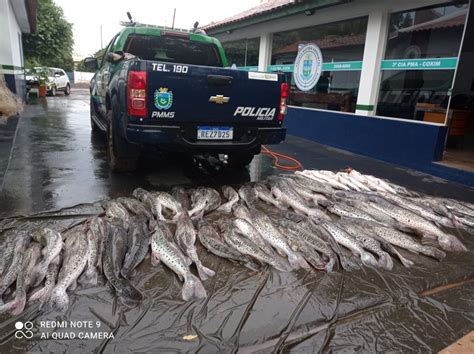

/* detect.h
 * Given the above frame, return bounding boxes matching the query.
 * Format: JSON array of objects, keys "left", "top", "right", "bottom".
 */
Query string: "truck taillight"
[
  {"left": 127, "top": 71, "right": 147, "bottom": 117},
  {"left": 277, "top": 83, "right": 289, "bottom": 123}
]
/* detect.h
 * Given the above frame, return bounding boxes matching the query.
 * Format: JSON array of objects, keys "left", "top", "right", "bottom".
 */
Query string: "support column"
[
  {"left": 258, "top": 32, "right": 273, "bottom": 72},
  {"left": 356, "top": 10, "right": 389, "bottom": 116}
]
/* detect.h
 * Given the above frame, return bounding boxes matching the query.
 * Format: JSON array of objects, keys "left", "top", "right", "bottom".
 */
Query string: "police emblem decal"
[{"left": 154, "top": 87, "right": 173, "bottom": 110}]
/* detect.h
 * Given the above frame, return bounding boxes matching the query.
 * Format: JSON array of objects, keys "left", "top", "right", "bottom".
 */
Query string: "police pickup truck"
[{"left": 84, "top": 24, "right": 287, "bottom": 172}]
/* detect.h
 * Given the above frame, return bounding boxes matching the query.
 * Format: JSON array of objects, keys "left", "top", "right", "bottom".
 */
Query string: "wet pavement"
[
  {"left": 0, "top": 88, "right": 473, "bottom": 352},
  {"left": 0, "top": 87, "right": 472, "bottom": 218}
]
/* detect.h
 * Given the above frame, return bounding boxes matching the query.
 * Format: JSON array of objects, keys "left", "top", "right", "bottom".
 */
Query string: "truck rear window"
[{"left": 124, "top": 34, "right": 223, "bottom": 67}]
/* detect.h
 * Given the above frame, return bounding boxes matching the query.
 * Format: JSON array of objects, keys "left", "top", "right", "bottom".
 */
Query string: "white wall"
[
  {"left": 0, "top": 0, "right": 23, "bottom": 68},
  {"left": 73, "top": 71, "right": 94, "bottom": 83}
]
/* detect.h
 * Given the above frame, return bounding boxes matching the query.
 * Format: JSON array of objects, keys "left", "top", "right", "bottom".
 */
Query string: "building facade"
[
  {"left": 206, "top": 0, "right": 474, "bottom": 185},
  {"left": 0, "top": 0, "right": 37, "bottom": 98}
]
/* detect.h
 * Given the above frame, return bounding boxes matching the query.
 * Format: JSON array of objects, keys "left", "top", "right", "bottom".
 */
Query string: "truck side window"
[{"left": 100, "top": 35, "right": 118, "bottom": 67}]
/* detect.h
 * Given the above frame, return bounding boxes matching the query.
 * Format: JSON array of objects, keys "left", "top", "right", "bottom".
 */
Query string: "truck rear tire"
[
  {"left": 227, "top": 152, "right": 255, "bottom": 168},
  {"left": 106, "top": 110, "right": 139, "bottom": 172}
]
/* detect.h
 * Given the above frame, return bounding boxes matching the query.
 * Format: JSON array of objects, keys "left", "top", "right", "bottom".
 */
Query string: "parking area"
[
  {"left": 1, "top": 87, "right": 473, "bottom": 218},
  {"left": 0, "top": 88, "right": 473, "bottom": 352}
]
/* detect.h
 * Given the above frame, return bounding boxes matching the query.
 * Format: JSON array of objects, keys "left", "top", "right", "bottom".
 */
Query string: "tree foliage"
[
  {"left": 22, "top": 0, "right": 74, "bottom": 71},
  {"left": 76, "top": 48, "right": 106, "bottom": 72}
]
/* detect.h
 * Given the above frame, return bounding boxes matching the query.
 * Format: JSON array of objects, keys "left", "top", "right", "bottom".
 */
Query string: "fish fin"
[
  {"left": 395, "top": 223, "right": 415, "bottom": 234},
  {"left": 151, "top": 252, "right": 161, "bottom": 266},
  {"left": 288, "top": 252, "right": 311, "bottom": 270},
  {"left": 317, "top": 199, "right": 331, "bottom": 208},
  {"left": 182, "top": 273, "right": 207, "bottom": 301},
  {"left": 242, "top": 261, "right": 261, "bottom": 272},
  {"left": 422, "top": 246, "right": 446, "bottom": 261},
  {"left": 375, "top": 236, "right": 414, "bottom": 268},
  {"left": 68, "top": 280, "right": 78, "bottom": 292},
  {"left": 196, "top": 263, "right": 216, "bottom": 281},
  {"left": 420, "top": 236, "right": 439, "bottom": 248}
]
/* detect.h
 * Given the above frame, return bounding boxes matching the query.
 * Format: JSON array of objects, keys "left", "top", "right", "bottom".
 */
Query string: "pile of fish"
[{"left": 0, "top": 169, "right": 472, "bottom": 315}]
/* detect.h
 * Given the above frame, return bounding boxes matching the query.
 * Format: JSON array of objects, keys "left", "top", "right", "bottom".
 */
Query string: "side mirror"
[
  {"left": 83, "top": 57, "right": 98, "bottom": 70},
  {"left": 54, "top": 74, "right": 61, "bottom": 78}
]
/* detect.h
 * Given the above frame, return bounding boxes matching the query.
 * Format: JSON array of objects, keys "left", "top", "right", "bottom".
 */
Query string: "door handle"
[{"left": 207, "top": 75, "right": 233, "bottom": 86}]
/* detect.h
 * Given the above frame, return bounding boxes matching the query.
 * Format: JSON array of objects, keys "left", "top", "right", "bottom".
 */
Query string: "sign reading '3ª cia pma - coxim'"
[{"left": 293, "top": 44, "right": 323, "bottom": 91}]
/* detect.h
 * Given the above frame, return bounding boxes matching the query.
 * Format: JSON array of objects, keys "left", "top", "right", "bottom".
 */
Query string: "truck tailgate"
[{"left": 145, "top": 61, "right": 282, "bottom": 126}]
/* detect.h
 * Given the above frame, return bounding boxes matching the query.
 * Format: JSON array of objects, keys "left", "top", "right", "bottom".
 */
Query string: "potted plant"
[{"left": 35, "top": 68, "right": 49, "bottom": 98}]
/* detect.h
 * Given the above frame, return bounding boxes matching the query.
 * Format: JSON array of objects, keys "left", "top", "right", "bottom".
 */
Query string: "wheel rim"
[{"left": 52, "top": 87, "right": 56, "bottom": 95}]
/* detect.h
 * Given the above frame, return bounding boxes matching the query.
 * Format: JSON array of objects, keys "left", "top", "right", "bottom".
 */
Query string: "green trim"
[
  {"left": 237, "top": 61, "right": 363, "bottom": 73},
  {"left": 356, "top": 104, "right": 374, "bottom": 111},
  {"left": 381, "top": 57, "right": 458, "bottom": 71},
  {"left": 207, "top": 0, "right": 346, "bottom": 34},
  {"left": 0, "top": 64, "right": 24, "bottom": 70}
]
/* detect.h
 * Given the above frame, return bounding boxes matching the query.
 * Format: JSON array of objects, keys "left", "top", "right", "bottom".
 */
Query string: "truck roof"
[{"left": 114, "top": 25, "right": 221, "bottom": 48}]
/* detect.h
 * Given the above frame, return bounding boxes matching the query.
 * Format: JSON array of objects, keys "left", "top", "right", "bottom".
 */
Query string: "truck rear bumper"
[{"left": 125, "top": 123, "right": 286, "bottom": 152}]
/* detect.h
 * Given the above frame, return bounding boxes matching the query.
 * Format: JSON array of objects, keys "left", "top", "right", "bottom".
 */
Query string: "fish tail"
[
  {"left": 378, "top": 253, "right": 394, "bottom": 270},
  {"left": 9, "top": 296, "right": 26, "bottom": 316},
  {"left": 398, "top": 255, "right": 415, "bottom": 268},
  {"left": 49, "top": 287, "right": 70, "bottom": 313},
  {"left": 0, "top": 301, "right": 16, "bottom": 314},
  {"left": 28, "top": 286, "right": 48, "bottom": 303},
  {"left": 79, "top": 267, "right": 98, "bottom": 287},
  {"left": 116, "top": 279, "right": 143, "bottom": 307},
  {"left": 288, "top": 252, "right": 311, "bottom": 270},
  {"left": 438, "top": 234, "right": 467, "bottom": 252},
  {"left": 196, "top": 263, "right": 216, "bottom": 281},
  {"left": 423, "top": 246, "right": 446, "bottom": 261},
  {"left": 182, "top": 273, "right": 207, "bottom": 301}
]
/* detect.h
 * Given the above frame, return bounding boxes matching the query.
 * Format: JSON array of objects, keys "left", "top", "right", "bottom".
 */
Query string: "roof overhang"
[
  {"left": 10, "top": 0, "right": 37, "bottom": 34},
  {"left": 206, "top": 0, "right": 351, "bottom": 35}
]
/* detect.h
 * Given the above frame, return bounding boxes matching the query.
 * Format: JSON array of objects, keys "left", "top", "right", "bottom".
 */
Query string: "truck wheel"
[
  {"left": 227, "top": 152, "right": 255, "bottom": 168},
  {"left": 106, "top": 110, "right": 139, "bottom": 172}
]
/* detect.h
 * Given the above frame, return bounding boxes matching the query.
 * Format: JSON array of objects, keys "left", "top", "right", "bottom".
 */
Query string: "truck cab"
[{"left": 86, "top": 25, "right": 287, "bottom": 172}]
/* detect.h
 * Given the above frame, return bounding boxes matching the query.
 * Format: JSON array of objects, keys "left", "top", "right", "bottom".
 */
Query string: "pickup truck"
[{"left": 84, "top": 25, "right": 287, "bottom": 172}]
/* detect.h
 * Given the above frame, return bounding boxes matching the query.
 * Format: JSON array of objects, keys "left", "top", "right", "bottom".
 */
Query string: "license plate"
[{"left": 197, "top": 126, "right": 233, "bottom": 140}]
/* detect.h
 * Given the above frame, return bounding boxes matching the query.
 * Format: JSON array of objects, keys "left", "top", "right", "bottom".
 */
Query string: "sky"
[{"left": 54, "top": 0, "right": 261, "bottom": 58}]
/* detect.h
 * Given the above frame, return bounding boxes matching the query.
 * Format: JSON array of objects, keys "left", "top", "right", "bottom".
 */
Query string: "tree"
[
  {"left": 22, "top": 0, "right": 74, "bottom": 71},
  {"left": 76, "top": 48, "right": 106, "bottom": 72}
]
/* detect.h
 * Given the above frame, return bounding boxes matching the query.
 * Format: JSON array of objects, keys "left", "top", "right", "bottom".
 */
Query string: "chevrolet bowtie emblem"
[{"left": 209, "top": 95, "right": 230, "bottom": 104}]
